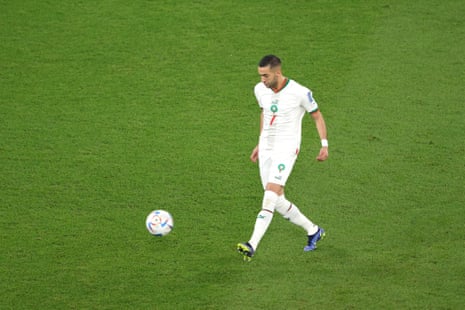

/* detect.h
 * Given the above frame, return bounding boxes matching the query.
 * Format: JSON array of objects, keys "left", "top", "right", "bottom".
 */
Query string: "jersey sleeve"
[
  {"left": 300, "top": 86, "right": 319, "bottom": 113},
  {"left": 254, "top": 83, "right": 265, "bottom": 108}
]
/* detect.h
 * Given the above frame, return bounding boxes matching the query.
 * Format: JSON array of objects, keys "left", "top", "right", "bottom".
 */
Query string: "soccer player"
[{"left": 237, "top": 55, "right": 329, "bottom": 261}]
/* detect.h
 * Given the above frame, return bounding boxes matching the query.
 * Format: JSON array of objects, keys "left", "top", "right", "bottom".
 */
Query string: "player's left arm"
[{"left": 310, "top": 110, "right": 329, "bottom": 161}]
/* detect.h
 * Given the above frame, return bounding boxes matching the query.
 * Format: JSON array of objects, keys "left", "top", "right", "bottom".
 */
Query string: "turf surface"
[{"left": 1, "top": 0, "right": 464, "bottom": 308}]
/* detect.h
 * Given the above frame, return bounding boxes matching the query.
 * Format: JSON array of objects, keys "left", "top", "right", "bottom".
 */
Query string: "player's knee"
[{"left": 265, "top": 183, "right": 284, "bottom": 195}]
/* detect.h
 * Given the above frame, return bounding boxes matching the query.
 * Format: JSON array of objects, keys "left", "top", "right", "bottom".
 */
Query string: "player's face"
[{"left": 258, "top": 65, "right": 279, "bottom": 89}]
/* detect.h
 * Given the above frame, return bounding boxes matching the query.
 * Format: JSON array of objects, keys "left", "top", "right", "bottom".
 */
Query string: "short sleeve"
[
  {"left": 254, "top": 83, "right": 266, "bottom": 108},
  {"left": 302, "top": 88, "right": 319, "bottom": 113}
]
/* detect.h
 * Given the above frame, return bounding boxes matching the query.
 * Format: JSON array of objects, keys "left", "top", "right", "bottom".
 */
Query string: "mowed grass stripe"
[
  {"left": 326, "top": 1, "right": 465, "bottom": 308},
  {"left": 1, "top": 0, "right": 464, "bottom": 309}
]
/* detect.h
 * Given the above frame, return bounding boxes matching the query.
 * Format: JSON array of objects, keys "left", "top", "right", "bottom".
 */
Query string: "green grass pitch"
[{"left": 1, "top": 0, "right": 464, "bottom": 308}]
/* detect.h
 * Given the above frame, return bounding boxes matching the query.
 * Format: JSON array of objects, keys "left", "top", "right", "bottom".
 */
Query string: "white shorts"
[{"left": 258, "top": 151, "right": 298, "bottom": 189}]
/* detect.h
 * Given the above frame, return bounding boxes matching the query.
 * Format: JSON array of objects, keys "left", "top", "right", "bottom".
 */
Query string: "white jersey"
[{"left": 254, "top": 79, "right": 318, "bottom": 154}]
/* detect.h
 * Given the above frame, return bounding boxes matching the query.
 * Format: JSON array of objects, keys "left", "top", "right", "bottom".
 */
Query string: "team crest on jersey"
[
  {"left": 270, "top": 100, "right": 279, "bottom": 113},
  {"left": 307, "top": 91, "right": 314, "bottom": 103}
]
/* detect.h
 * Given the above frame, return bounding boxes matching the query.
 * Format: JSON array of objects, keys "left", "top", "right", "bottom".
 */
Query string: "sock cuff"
[
  {"left": 262, "top": 190, "right": 279, "bottom": 212},
  {"left": 264, "top": 190, "right": 279, "bottom": 201},
  {"left": 276, "top": 194, "right": 291, "bottom": 210}
]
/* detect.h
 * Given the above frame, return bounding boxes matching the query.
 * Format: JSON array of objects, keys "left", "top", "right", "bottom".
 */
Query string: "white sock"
[
  {"left": 248, "top": 190, "right": 278, "bottom": 250},
  {"left": 275, "top": 195, "right": 318, "bottom": 236}
]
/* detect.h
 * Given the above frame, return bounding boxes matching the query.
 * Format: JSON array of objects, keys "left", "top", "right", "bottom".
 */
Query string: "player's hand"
[
  {"left": 316, "top": 147, "right": 328, "bottom": 161},
  {"left": 250, "top": 145, "right": 259, "bottom": 163}
]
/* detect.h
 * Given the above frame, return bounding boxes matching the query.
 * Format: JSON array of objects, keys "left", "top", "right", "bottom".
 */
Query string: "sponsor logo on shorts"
[{"left": 278, "top": 163, "right": 285, "bottom": 172}]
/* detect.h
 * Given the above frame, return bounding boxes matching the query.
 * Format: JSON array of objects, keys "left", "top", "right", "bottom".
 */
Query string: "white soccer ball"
[{"left": 145, "top": 210, "right": 174, "bottom": 236}]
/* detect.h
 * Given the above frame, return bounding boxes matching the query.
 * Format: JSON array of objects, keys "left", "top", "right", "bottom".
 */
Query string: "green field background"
[{"left": 1, "top": 0, "right": 464, "bottom": 309}]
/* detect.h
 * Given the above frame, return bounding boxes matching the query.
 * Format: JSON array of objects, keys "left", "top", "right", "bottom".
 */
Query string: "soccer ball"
[{"left": 145, "top": 210, "right": 174, "bottom": 236}]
